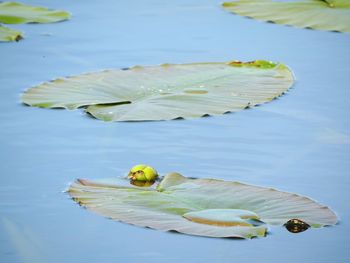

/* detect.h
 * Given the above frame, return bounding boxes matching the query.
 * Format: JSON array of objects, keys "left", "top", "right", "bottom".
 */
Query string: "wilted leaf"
[
  {"left": 22, "top": 60, "right": 294, "bottom": 122},
  {"left": 223, "top": 0, "right": 350, "bottom": 33},
  {"left": 67, "top": 173, "right": 337, "bottom": 239},
  {"left": 0, "top": 24, "right": 22, "bottom": 41},
  {"left": 0, "top": 2, "right": 70, "bottom": 24}
]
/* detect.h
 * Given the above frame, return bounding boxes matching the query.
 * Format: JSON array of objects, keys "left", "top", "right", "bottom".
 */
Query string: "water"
[{"left": 0, "top": 0, "right": 349, "bottom": 262}]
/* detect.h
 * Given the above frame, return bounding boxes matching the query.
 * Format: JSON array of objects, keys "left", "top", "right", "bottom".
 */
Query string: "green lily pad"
[
  {"left": 21, "top": 60, "right": 294, "bottom": 122},
  {"left": 0, "top": 2, "right": 70, "bottom": 24},
  {"left": 223, "top": 0, "right": 350, "bottom": 33},
  {"left": 67, "top": 173, "right": 337, "bottom": 239},
  {"left": 0, "top": 24, "right": 22, "bottom": 41}
]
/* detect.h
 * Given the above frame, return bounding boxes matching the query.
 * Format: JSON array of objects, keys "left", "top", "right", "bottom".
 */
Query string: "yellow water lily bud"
[
  {"left": 130, "top": 180, "right": 155, "bottom": 187},
  {"left": 128, "top": 164, "right": 158, "bottom": 182}
]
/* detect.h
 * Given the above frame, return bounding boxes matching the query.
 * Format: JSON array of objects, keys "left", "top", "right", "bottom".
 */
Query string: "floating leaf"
[
  {"left": 22, "top": 60, "right": 294, "bottom": 122},
  {"left": 0, "top": 24, "right": 22, "bottom": 41},
  {"left": 223, "top": 0, "right": 350, "bottom": 33},
  {"left": 67, "top": 173, "right": 337, "bottom": 239},
  {"left": 0, "top": 2, "right": 70, "bottom": 24}
]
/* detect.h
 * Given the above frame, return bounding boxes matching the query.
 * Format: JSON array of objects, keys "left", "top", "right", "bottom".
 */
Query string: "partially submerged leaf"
[
  {"left": 0, "top": 2, "right": 70, "bottom": 24},
  {"left": 67, "top": 173, "right": 337, "bottom": 239},
  {"left": 22, "top": 60, "right": 294, "bottom": 122},
  {"left": 0, "top": 24, "right": 22, "bottom": 41},
  {"left": 183, "top": 209, "right": 261, "bottom": 226},
  {"left": 223, "top": 0, "right": 350, "bottom": 33}
]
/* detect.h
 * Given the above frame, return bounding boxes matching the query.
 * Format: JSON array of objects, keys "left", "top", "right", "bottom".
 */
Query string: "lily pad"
[
  {"left": 21, "top": 60, "right": 294, "bottom": 122},
  {"left": 0, "top": 24, "right": 22, "bottom": 41},
  {"left": 0, "top": 2, "right": 70, "bottom": 24},
  {"left": 223, "top": 0, "right": 350, "bottom": 33},
  {"left": 67, "top": 173, "right": 337, "bottom": 239}
]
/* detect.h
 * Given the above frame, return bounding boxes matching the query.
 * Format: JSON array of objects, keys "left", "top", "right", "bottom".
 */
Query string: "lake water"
[{"left": 1, "top": 0, "right": 349, "bottom": 262}]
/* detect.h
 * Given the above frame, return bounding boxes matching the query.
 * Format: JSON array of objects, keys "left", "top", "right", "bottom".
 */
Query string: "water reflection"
[{"left": 1, "top": 218, "right": 47, "bottom": 263}]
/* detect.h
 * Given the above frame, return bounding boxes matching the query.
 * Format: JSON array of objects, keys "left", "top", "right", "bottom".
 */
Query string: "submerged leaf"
[
  {"left": 67, "top": 173, "right": 337, "bottom": 239},
  {"left": 0, "top": 2, "right": 70, "bottom": 24},
  {"left": 0, "top": 24, "right": 22, "bottom": 41},
  {"left": 223, "top": 0, "right": 350, "bottom": 33},
  {"left": 22, "top": 60, "right": 294, "bottom": 122},
  {"left": 183, "top": 209, "right": 261, "bottom": 227}
]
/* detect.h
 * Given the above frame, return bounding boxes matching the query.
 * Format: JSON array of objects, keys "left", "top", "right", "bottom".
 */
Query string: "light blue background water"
[{"left": 1, "top": 0, "right": 350, "bottom": 262}]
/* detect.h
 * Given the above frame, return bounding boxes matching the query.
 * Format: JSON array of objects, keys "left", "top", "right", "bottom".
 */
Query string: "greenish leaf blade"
[
  {"left": 183, "top": 209, "right": 260, "bottom": 226},
  {"left": 22, "top": 60, "right": 294, "bottom": 122},
  {"left": 67, "top": 173, "right": 337, "bottom": 239},
  {"left": 68, "top": 177, "right": 266, "bottom": 238},
  {"left": 0, "top": 2, "right": 70, "bottom": 24},
  {"left": 0, "top": 24, "right": 22, "bottom": 41},
  {"left": 223, "top": 0, "right": 350, "bottom": 33},
  {"left": 162, "top": 174, "right": 338, "bottom": 227}
]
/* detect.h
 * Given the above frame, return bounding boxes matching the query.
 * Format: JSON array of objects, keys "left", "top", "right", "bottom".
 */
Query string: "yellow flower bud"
[{"left": 128, "top": 164, "right": 158, "bottom": 182}]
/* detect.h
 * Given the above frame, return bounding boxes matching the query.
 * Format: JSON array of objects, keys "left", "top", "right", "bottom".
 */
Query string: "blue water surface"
[{"left": 0, "top": 0, "right": 350, "bottom": 262}]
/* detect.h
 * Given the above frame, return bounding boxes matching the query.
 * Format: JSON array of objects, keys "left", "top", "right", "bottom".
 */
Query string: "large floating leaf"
[
  {"left": 22, "top": 60, "right": 294, "bottom": 122},
  {"left": 67, "top": 173, "right": 337, "bottom": 239},
  {"left": 223, "top": 0, "right": 350, "bottom": 33},
  {"left": 0, "top": 2, "right": 70, "bottom": 24},
  {"left": 0, "top": 24, "right": 22, "bottom": 41}
]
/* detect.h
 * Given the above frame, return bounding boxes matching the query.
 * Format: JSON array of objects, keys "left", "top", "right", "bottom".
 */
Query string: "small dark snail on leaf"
[{"left": 284, "top": 219, "right": 310, "bottom": 233}]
